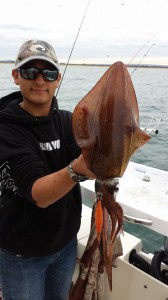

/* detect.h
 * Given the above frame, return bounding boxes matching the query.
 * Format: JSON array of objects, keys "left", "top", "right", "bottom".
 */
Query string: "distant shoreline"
[{"left": 0, "top": 61, "right": 168, "bottom": 69}]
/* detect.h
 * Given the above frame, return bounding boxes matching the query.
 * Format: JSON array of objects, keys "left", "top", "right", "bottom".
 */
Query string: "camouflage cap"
[{"left": 14, "top": 40, "right": 60, "bottom": 70}]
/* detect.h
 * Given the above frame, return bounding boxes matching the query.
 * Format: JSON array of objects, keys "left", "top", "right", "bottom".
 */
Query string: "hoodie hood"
[{"left": 0, "top": 91, "right": 59, "bottom": 125}]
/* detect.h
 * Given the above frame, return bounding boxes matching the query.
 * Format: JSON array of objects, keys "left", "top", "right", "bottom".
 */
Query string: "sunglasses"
[{"left": 17, "top": 67, "right": 59, "bottom": 82}]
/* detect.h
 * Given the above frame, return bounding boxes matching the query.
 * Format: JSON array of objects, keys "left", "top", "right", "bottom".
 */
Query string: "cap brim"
[{"left": 14, "top": 56, "right": 59, "bottom": 70}]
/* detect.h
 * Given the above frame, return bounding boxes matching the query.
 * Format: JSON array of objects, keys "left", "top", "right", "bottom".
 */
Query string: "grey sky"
[{"left": 0, "top": 0, "right": 168, "bottom": 65}]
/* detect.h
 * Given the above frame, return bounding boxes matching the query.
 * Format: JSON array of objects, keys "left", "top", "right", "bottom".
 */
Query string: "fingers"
[{"left": 72, "top": 155, "right": 96, "bottom": 179}]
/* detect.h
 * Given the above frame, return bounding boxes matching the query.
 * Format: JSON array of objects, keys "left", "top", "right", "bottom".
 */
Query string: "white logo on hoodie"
[{"left": 39, "top": 140, "right": 60, "bottom": 151}]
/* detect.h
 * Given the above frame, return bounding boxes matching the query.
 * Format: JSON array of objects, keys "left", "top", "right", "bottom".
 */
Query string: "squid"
[{"left": 70, "top": 61, "right": 151, "bottom": 300}]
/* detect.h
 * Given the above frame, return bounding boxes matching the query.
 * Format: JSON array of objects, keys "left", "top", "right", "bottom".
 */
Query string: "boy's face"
[{"left": 12, "top": 60, "right": 61, "bottom": 115}]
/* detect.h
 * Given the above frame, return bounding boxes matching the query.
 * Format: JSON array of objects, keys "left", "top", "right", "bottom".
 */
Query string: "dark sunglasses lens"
[
  {"left": 19, "top": 68, "right": 58, "bottom": 81},
  {"left": 42, "top": 70, "right": 58, "bottom": 81},
  {"left": 19, "top": 68, "right": 38, "bottom": 80}
]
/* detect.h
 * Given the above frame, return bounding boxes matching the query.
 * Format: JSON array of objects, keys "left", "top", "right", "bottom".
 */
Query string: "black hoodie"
[{"left": 0, "top": 91, "right": 82, "bottom": 256}]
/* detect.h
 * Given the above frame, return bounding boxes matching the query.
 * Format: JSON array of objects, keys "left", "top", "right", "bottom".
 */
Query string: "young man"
[{"left": 0, "top": 40, "right": 95, "bottom": 300}]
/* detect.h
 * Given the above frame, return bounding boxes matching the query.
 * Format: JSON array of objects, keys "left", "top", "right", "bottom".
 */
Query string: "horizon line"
[{"left": 0, "top": 60, "right": 168, "bottom": 69}]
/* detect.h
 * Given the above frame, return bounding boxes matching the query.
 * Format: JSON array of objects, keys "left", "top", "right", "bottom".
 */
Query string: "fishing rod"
[
  {"left": 128, "top": 35, "right": 155, "bottom": 65},
  {"left": 130, "top": 42, "right": 155, "bottom": 76},
  {"left": 56, "top": 0, "right": 91, "bottom": 97},
  {"left": 129, "top": 41, "right": 162, "bottom": 135}
]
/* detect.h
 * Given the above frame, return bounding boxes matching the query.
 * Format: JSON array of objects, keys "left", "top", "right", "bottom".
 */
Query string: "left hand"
[{"left": 72, "top": 154, "right": 96, "bottom": 179}]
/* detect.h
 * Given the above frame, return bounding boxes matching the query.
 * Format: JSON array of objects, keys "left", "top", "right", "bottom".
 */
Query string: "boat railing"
[{"left": 124, "top": 214, "right": 153, "bottom": 226}]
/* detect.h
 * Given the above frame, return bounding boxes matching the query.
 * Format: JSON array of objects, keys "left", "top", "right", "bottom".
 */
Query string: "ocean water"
[
  {"left": 0, "top": 63, "right": 167, "bottom": 172},
  {"left": 0, "top": 63, "right": 167, "bottom": 253}
]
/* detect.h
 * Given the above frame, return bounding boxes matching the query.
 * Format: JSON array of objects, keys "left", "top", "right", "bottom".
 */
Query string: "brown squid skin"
[
  {"left": 69, "top": 179, "right": 123, "bottom": 299},
  {"left": 70, "top": 61, "right": 151, "bottom": 299},
  {"left": 72, "top": 61, "right": 151, "bottom": 179},
  {"left": 69, "top": 207, "right": 101, "bottom": 300},
  {"left": 96, "top": 179, "right": 123, "bottom": 291}
]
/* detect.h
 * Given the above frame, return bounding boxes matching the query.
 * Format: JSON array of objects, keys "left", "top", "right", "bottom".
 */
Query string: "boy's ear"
[
  {"left": 56, "top": 72, "right": 62, "bottom": 88},
  {"left": 58, "top": 72, "right": 61, "bottom": 83},
  {"left": 12, "top": 69, "right": 20, "bottom": 85}
]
